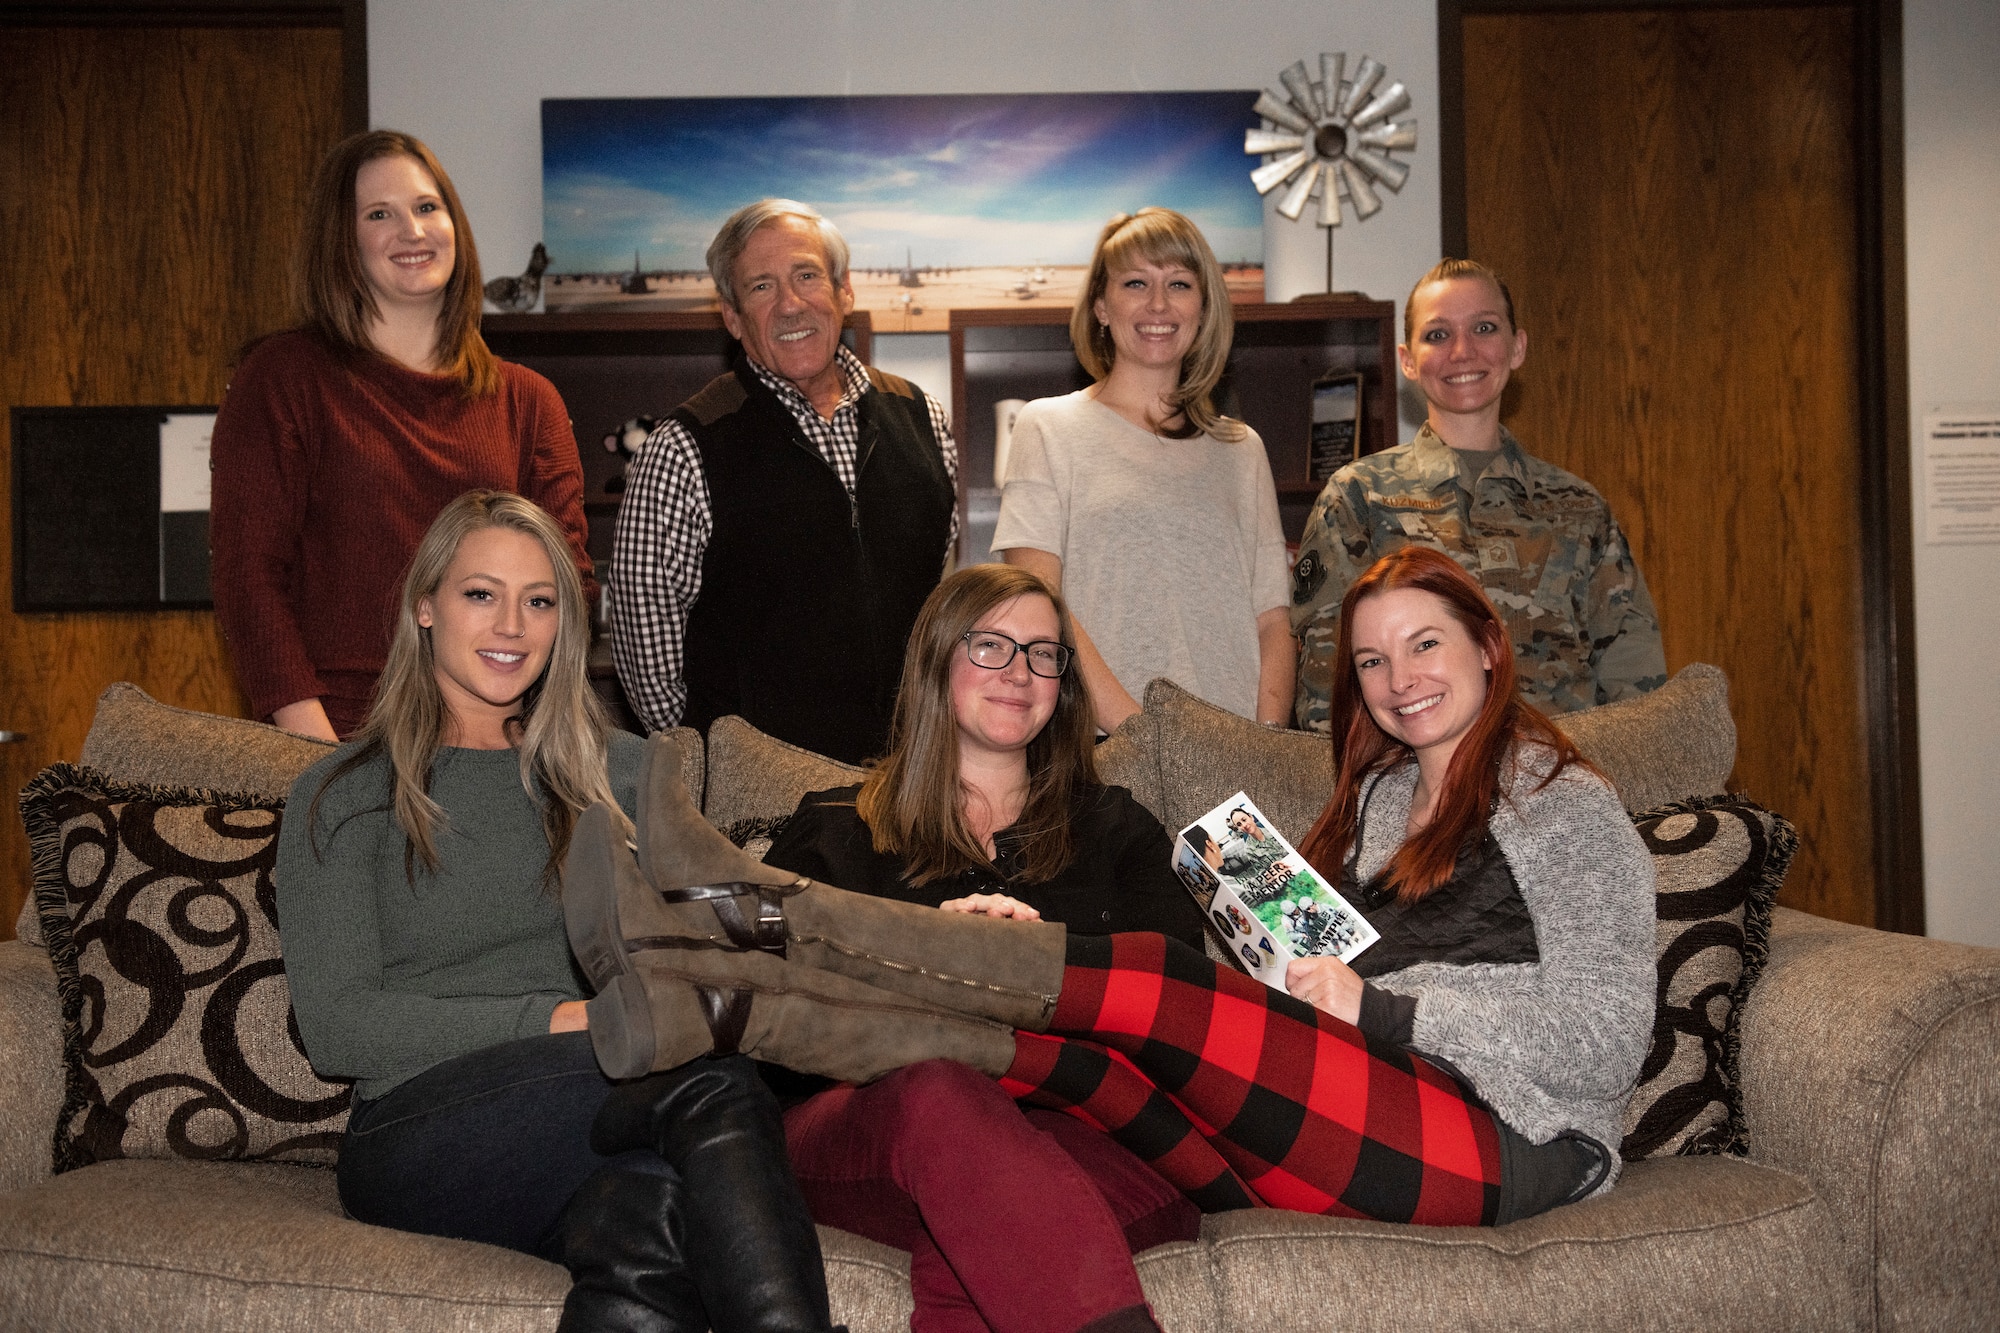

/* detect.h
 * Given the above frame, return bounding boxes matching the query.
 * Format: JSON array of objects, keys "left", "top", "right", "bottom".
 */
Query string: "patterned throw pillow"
[
  {"left": 22, "top": 764, "right": 351, "bottom": 1172},
  {"left": 723, "top": 815, "right": 791, "bottom": 860},
  {"left": 1619, "top": 794, "right": 1792, "bottom": 1160}
]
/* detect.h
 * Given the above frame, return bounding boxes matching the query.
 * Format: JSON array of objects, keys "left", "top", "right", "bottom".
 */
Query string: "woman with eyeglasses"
[{"left": 758, "top": 562, "right": 1207, "bottom": 1333}]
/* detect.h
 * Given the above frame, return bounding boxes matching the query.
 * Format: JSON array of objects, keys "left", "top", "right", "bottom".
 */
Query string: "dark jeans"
[
  {"left": 340, "top": 1034, "right": 834, "bottom": 1333},
  {"left": 338, "top": 1030, "right": 635, "bottom": 1258}
]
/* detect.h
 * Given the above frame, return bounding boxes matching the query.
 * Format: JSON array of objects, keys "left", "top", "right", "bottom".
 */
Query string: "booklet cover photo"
[{"left": 1173, "top": 792, "right": 1378, "bottom": 990}]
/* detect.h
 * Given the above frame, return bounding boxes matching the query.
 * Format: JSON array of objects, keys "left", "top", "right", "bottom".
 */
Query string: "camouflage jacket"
[
  {"left": 1218, "top": 830, "right": 1288, "bottom": 884},
  {"left": 1289, "top": 425, "right": 1665, "bottom": 729}
]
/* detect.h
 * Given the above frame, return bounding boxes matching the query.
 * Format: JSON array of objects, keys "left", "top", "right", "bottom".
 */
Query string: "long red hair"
[{"left": 1295, "top": 546, "right": 1592, "bottom": 901}]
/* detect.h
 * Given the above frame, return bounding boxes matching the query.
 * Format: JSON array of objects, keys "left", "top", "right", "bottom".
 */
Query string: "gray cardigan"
[{"left": 1354, "top": 747, "right": 1656, "bottom": 1185}]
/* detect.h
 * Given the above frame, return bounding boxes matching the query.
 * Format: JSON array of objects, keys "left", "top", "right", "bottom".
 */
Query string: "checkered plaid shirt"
[{"left": 609, "top": 346, "right": 958, "bottom": 732}]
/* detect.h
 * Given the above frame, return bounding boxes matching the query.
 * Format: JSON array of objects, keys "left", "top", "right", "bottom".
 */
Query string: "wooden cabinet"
[
  {"left": 481, "top": 311, "right": 875, "bottom": 572},
  {"left": 948, "top": 300, "right": 1396, "bottom": 559}
]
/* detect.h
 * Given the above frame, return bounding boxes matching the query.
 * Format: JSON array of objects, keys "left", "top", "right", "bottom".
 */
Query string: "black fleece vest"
[
  {"left": 673, "top": 363, "right": 953, "bottom": 764},
  {"left": 1339, "top": 773, "right": 1540, "bottom": 978}
]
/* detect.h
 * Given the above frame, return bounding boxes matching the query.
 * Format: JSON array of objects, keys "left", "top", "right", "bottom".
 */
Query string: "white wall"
[
  {"left": 370, "top": 0, "right": 1440, "bottom": 423},
  {"left": 370, "top": 0, "right": 1996, "bottom": 944},
  {"left": 1904, "top": 0, "right": 2000, "bottom": 946}
]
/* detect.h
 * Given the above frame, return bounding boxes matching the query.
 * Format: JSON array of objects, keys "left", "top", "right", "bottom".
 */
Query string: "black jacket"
[{"left": 763, "top": 784, "right": 1208, "bottom": 949}]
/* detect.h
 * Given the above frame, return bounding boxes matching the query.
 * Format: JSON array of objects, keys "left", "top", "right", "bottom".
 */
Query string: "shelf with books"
[{"left": 947, "top": 300, "right": 1397, "bottom": 560}]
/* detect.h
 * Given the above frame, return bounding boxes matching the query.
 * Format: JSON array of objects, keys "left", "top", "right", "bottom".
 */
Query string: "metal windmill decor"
[{"left": 1247, "top": 54, "right": 1417, "bottom": 290}]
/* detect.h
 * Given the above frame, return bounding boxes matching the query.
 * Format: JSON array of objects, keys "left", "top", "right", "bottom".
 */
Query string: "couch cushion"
[
  {"left": 1142, "top": 664, "right": 1734, "bottom": 838},
  {"left": 22, "top": 765, "right": 351, "bottom": 1171},
  {"left": 0, "top": 1159, "right": 567, "bottom": 1333},
  {"left": 1621, "top": 796, "right": 1790, "bottom": 1160},
  {"left": 1202, "top": 1155, "right": 1851, "bottom": 1332},
  {"left": 655, "top": 725, "right": 708, "bottom": 810},
  {"left": 702, "top": 713, "right": 1160, "bottom": 834},
  {"left": 702, "top": 716, "right": 866, "bottom": 829},
  {"left": 1094, "top": 709, "right": 1160, "bottom": 816},
  {"left": 11, "top": 685, "right": 341, "bottom": 948},
  {"left": 12, "top": 686, "right": 701, "bottom": 948},
  {"left": 80, "top": 683, "right": 336, "bottom": 801},
  {"left": 1141, "top": 678, "right": 1334, "bottom": 838},
  {"left": 0, "top": 1158, "right": 1196, "bottom": 1333},
  {"left": 1551, "top": 663, "right": 1736, "bottom": 814}
]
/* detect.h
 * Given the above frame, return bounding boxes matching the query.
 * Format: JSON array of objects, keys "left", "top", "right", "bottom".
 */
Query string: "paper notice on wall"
[
  {"left": 159, "top": 412, "right": 215, "bottom": 513},
  {"left": 159, "top": 412, "right": 216, "bottom": 602},
  {"left": 1924, "top": 410, "right": 2000, "bottom": 545}
]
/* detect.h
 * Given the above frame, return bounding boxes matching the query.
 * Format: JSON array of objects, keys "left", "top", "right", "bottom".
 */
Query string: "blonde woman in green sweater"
[{"left": 277, "top": 490, "right": 838, "bottom": 1333}]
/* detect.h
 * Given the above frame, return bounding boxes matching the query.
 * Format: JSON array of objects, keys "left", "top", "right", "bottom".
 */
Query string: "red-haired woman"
[
  {"left": 567, "top": 545, "right": 1656, "bottom": 1229},
  {"left": 211, "top": 129, "right": 590, "bottom": 741}
]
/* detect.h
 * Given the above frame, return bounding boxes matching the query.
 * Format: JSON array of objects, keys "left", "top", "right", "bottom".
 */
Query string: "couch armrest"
[
  {"left": 1739, "top": 906, "right": 2000, "bottom": 1332},
  {"left": 0, "top": 940, "right": 62, "bottom": 1192}
]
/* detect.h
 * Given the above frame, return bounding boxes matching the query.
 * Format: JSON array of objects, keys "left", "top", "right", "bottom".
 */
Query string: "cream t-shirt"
[{"left": 993, "top": 391, "right": 1290, "bottom": 720}]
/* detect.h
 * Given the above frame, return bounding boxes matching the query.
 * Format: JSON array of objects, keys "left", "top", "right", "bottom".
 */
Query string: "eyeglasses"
[{"left": 961, "top": 631, "right": 1072, "bottom": 678}]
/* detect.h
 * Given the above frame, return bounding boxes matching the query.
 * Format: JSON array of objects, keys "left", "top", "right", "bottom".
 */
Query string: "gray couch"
[{"left": 1, "top": 674, "right": 1995, "bottom": 1332}]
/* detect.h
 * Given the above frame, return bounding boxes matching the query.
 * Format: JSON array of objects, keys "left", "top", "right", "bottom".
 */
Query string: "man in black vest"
[{"left": 610, "top": 199, "right": 958, "bottom": 764}]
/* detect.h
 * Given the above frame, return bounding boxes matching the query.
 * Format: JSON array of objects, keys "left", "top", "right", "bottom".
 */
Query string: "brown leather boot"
[
  {"left": 630, "top": 734, "right": 1065, "bottom": 1030},
  {"left": 584, "top": 941, "right": 1020, "bottom": 1084}
]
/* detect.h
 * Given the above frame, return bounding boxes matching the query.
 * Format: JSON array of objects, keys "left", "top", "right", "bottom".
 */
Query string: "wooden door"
[
  {"left": 1455, "top": 5, "right": 1896, "bottom": 925},
  {"left": 0, "top": 23, "right": 345, "bottom": 937}
]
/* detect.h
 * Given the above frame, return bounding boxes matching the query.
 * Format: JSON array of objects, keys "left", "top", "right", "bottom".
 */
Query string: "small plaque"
[{"left": 1307, "top": 371, "right": 1363, "bottom": 482}]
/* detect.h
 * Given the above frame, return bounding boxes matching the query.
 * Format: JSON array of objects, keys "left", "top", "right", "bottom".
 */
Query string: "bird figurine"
[{"left": 484, "top": 242, "right": 549, "bottom": 313}]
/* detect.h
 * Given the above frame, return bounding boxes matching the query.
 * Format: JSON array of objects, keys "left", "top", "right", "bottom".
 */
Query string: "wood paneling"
[
  {"left": 1462, "top": 6, "right": 1872, "bottom": 922},
  {"left": 0, "top": 25, "right": 344, "bottom": 937}
]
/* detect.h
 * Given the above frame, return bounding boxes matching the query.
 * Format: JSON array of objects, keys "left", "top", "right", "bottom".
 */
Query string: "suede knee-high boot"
[
  {"left": 586, "top": 1056, "right": 843, "bottom": 1333},
  {"left": 620, "top": 735, "right": 1065, "bottom": 1029},
  {"left": 585, "top": 939, "right": 1022, "bottom": 1083},
  {"left": 565, "top": 797, "right": 1025, "bottom": 1081}
]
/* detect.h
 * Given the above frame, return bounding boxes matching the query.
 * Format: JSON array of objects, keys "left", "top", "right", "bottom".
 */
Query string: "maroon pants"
[
  {"left": 782, "top": 1059, "right": 1199, "bottom": 1333},
  {"left": 1002, "top": 933, "right": 1505, "bottom": 1225}
]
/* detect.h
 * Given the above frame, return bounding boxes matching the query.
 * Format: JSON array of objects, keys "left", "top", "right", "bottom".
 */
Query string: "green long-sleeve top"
[{"left": 276, "top": 731, "right": 644, "bottom": 1100}]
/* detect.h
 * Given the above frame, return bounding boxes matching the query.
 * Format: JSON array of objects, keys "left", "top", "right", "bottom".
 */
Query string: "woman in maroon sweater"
[{"left": 211, "top": 129, "right": 590, "bottom": 740}]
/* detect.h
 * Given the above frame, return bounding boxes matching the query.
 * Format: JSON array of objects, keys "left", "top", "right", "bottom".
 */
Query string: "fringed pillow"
[
  {"left": 1620, "top": 794, "right": 1791, "bottom": 1159},
  {"left": 22, "top": 764, "right": 351, "bottom": 1171}
]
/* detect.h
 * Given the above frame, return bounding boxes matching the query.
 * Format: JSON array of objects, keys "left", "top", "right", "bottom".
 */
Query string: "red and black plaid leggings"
[{"left": 997, "top": 933, "right": 1504, "bottom": 1224}]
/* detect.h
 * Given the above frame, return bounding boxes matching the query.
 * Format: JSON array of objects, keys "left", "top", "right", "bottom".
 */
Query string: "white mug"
[{"left": 993, "top": 399, "right": 1027, "bottom": 488}]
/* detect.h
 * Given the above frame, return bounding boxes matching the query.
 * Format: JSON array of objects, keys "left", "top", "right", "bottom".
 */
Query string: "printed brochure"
[{"left": 1173, "top": 791, "right": 1378, "bottom": 988}]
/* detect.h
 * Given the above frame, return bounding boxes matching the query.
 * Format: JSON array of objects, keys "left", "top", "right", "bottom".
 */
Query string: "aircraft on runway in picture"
[{"left": 621, "top": 251, "right": 650, "bottom": 295}]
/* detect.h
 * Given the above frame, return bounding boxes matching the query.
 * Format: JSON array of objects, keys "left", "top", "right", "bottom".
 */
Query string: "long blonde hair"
[
  {"left": 856, "top": 565, "right": 1098, "bottom": 886},
  {"left": 1070, "top": 207, "right": 1245, "bottom": 442},
  {"left": 309, "top": 490, "right": 620, "bottom": 886}
]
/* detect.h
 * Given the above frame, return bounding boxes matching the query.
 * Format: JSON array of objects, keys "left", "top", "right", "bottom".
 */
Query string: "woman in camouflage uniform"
[{"left": 1288, "top": 259, "right": 1666, "bottom": 729}]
